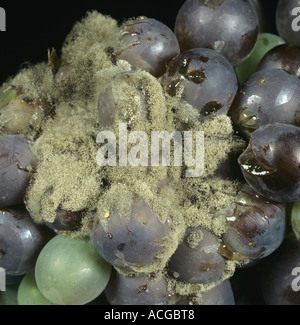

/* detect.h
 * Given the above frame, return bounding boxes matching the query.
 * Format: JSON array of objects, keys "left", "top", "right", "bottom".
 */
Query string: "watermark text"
[
  {"left": 0, "top": 7, "right": 6, "bottom": 32},
  {"left": 292, "top": 7, "right": 300, "bottom": 32},
  {"left": 96, "top": 123, "right": 204, "bottom": 178}
]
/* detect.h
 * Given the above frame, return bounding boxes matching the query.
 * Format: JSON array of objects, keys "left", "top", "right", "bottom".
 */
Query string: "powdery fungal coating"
[{"left": 1, "top": 11, "right": 246, "bottom": 298}]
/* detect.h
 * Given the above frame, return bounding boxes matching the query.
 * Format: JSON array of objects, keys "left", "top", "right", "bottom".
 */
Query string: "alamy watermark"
[
  {"left": 292, "top": 7, "right": 300, "bottom": 32},
  {"left": 96, "top": 123, "right": 204, "bottom": 178},
  {"left": 0, "top": 7, "right": 6, "bottom": 32},
  {"left": 0, "top": 267, "right": 5, "bottom": 291},
  {"left": 292, "top": 267, "right": 300, "bottom": 292}
]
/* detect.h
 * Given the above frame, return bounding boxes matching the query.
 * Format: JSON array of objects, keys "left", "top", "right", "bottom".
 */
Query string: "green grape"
[
  {"left": 235, "top": 33, "right": 285, "bottom": 84},
  {"left": 18, "top": 272, "right": 54, "bottom": 305},
  {"left": 0, "top": 284, "right": 19, "bottom": 305},
  {"left": 291, "top": 201, "right": 300, "bottom": 241},
  {"left": 35, "top": 235, "right": 112, "bottom": 305}
]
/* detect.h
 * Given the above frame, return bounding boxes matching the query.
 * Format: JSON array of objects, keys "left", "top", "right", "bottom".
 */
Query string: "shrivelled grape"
[
  {"left": 114, "top": 17, "right": 180, "bottom": 77},
  {"left": 260, "top": 235, "right": 300, "bottom": 305},
  {"left": 0, "top": 205, "right": 53, "bottom": 276},
  {"left": 229, "top": 69, "right": 300, "bottom": 139},
  {"left": 90, "top": 195, "right": 170, "bottom": 271},
  {"left": 174, "top": 0, "right": 259, "bottom": 66},
  {"left": 238, "top": 123, "right": 300, "bottom": 203},
  {"left": 0, "top": 87, "right": 51, "bottom": 137},
  {"left": 222, "top": 184, "right": 287, "bottom": 260},
  {"left": 105, "top": 270, "right": 172, "bottom": 305},
  {"left": 160, "top": 48, "right": 238, "bottom": 120},
  {"left": 257, "top": 44, "right": 300, "bottom": 78},
  {"left": 0, "top": 135, "right": 36, "bottom": 208},
  {"left": 43, "top": 209, "right": 83, "bottom": 232},
  {"left": 276, "top": 0, "right": 300, "bottom": 47},
  {"left": 167, "top": 226, "right": 225, "bottom": 284},
  {"left": 35, "top": 235, "right": 112, "bottom": 305}
]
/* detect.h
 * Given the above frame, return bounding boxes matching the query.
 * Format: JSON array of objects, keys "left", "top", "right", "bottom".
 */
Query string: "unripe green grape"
[
  {"left": 235, "top": 33, "right": 285, "bottom": 84},
  {"left": 18, "top": 272, "right": 54, "bottom": 305},
  {"left": 35, "top": 235, "right": 112, "bottom": 305},
  {"left": 291, "top": 201, "right": 300, "bottom": 241}
]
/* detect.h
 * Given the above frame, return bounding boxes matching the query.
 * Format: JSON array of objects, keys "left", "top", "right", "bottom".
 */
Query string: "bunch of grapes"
[{"left": 1, "top": 0, "right": 300, "bottom": 305}]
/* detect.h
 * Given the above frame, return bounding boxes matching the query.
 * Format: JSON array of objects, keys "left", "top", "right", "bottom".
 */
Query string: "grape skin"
[
  {"left": 114, "top": 17, "right": 180, "bottom": 77},
  {"left": 160, "top": 48, "right": 238, "bottom": 120},
  {"left": 0, "top": 135, "right": 36, "bottom": 208},
  {"left": 174, "top": 0, "right": 259, "bottom": 66},
  {"left": 0, "top": 205, "right": 53, "bottom": 276}
]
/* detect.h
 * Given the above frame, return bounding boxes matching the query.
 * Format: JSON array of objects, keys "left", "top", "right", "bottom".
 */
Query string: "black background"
[{"left": 0, "top": 0, "right": 279, "bottom": 86}]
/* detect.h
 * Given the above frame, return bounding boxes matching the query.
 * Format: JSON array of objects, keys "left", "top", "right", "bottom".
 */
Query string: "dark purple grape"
[
  {"left": 114, "top": 17, "right": 180, "bottom": 77},
  {"left": 43, "top": 209, "right": 83, "bottom": 232},
  {"left": 257, "top": 44, "right": 300, "bottom": 78},
  {"left": 105, "top": 270, "right": 172, "bottom": 305},
  {"left": 0, "top": 135, "right": 36, "bottom": 208},
  {"left": 238, "top": 123, "right": 300, "bottom": 203},
  {"left": 222, "top": 184, "right": 287, "bottom": 260},
  {"left": 90, "top": 195, "right": 170, "bottom": 271},
  {"left": 160, "top": 48, "right": 238, "bottom": 120},
  {"left": 276, "top": 0, "right": 300, "bottom": 47},
  {"left": 229, "top": 68, "right": 300, "bottom": 139},
  {"left": 167, "top": 227, "right": 226, "bottom": 284},
  {"left": 260, "top": 235, "right": 300, "bottom": 305},
  {"left": 0, "top": 205, "right": 53, "bottom": 276},
  {"left": 174, "top": 0, "right": 259, "bottom": 66}
]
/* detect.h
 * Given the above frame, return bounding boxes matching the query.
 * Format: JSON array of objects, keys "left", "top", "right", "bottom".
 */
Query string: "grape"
[
  {"left": 0, "top": 205, "right": 53, "bottom": 276},
  {"left": 167, "top": 227, "right": 226, "bottom": 284},
  {"left": 260, "top": 235, "right": 300, "bottom": 305},
  {"left": 35, "top": 235, "right": 112, "bottom": 305},
  {"left": 235, "top": 33, "right": 285, "bottom": 85},
  {"left": 0, "top": 87, "right": 51, "bottom": 137},
  {"left": 257, "top": 44, "right": 300, "bottom": 78},
  {"left": 174, "top": 0, "right": 259, "bottom": 66},
  {"left": 18, "top": 272, "right": 54, "bottom": 305},
  {"left": 90, "top": 195, "right": 170, "bottom": 271},
  {"left": 229, "top": 68, "right": 300, "bottom": 139},
  {"left": 97, "top": 71, "right": 149, "bottom": 127},
  {"left": 238, "top": 123, "right": 300, "bottom": 203},
  {"left": 114, "top": 17, "right": 180, "bottom": 77},
  {"left": 0, "top": 134, "right": 36, "bottom": 208},
  {"left": 222, "top": 184, "right": 287, "bottom": 260},
  {"left": 105, "top": 269, "right": 172, "bottom": 305},
  {"left": 276, "top": 0, "right": 300, "bottom": 47},
  {"left": 43, "top": 209, "right": 83, "bottom": 232},
  {"left": 291, "top": 200, "right": 300, "bottom": 241},
  {"left": 160, "top": 48, "right": 238, "bottom": 120}
]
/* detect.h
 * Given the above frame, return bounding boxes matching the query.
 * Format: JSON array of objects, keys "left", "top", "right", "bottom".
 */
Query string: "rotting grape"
[
  {"left": 222, "top": 184, "right": 287, "bottom": 260},
  {"left": 160, "top": 48, "right": 238, "bottom": 120},
  {"left": 43, "top": 209, "right": 84, "bottom": 232},
  {"left": 167, "top": 226, "right": 226, "bottom": 284},
  {"left": 257, "top": 43, "right": 300, "bottom": 78},
  {"left": 90, "top": 195, "right": 171, "bottom": 272},
  {"left": 104, "top": 269, "right": 172, "bottom": 305},
  {"left": 114, "top": 17, "right": 180, "bottom": 77},
  {"left": 0, "top": 134, "right": 36, "bottom": 208},
  {"left": 0, "top": 205, "right": 53, "bottom": 276},
  {"left": 229, "top": 68, "right": 300, "bottom": 139},
  {"left": 0, "top": 87, "right": 51, "bottom": 138},
  {"left": 238, "top": 123, "right": 300, "bottom": 203},
  {"left": 174, "top": 0, "right": 259, "bottom": 66}
]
